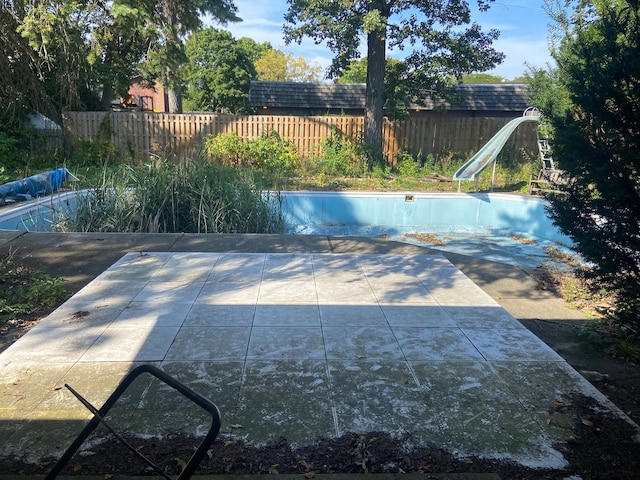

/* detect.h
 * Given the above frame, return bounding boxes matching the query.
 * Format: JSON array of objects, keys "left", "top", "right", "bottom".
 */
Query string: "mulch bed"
[{"left": 2, "top": 394, "right": 639, "bottom": 479}]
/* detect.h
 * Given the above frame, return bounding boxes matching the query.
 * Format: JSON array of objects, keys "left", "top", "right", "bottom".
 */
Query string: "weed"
[
  {"left": 205, "top": 130, "right": 298, "bottom": 177},
  {"left": 309, "top": 127, "right": 367, "bottom": 177},
  {"left": 0, "top": 250, "right": 67, "bottom": 325},
  {"left": 395, "top": 152, "right": 422, "bottom": 177},
  {"left": 66, "top": 158, "right": 284, "bottom": 234}
]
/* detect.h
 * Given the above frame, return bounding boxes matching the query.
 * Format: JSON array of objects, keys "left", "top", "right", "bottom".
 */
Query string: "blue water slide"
[{"left": 453, "top": 115, "right": 541, "bottom": 186}]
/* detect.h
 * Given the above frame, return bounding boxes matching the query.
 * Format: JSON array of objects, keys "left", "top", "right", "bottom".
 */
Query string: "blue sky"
[{"left": 217, "top": 1, "right": 554, "bottom": 81}]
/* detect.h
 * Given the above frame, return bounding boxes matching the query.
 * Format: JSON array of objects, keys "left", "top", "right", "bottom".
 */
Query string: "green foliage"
[
  {"left": 308, "top": 128, "right": 367, "bottom": 177},
  {"left": 183, "top": 28, "right": 255, "bottom": 113},
  {"left": 3, "top": 0, "right": 240, "bottom": 119},
  {"left": 67, "top": 158, "right": 284, "bottom": 234},
  {"left": 69, "top": 139, "right": 117, "bottom": 168},
  {"left": 0, "top": 252, "right": 67, "bottom": 325},
  {"left": 0, "top": 128, "right": 66, "bottom": 180},
  {"left": 244, "top": 131, "right": 299, "bottom": 176},
  {"left": 395, "top": 152, "right": 422, "bottom": 177},
  {"left": 538, "top": 0, "right": 640, "bottom": 335},
  {"left": 255, "top": 49, "right": 323, "bottom": 83},
  {"left": 284, "top": 0, "right": 505, "bottom": 155},
  {"left": 205, "top": 131, "right": 299, "bottom": 176},
  {"left": 337, "top": 58, "right": 368, "bottom": 84},
  {"left": 461, "top": 73, "right": 504, "bottom": 83}
]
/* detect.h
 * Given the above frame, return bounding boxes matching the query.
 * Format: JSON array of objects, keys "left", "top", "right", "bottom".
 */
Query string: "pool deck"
[{"left": 0, "top": 231, "right": 638, "bottom": 474}]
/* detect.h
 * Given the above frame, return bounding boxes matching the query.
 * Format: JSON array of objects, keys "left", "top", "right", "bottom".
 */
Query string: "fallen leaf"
[
  {"left": 224, "top": 440, "right": 235, "bottom": 448},
  {"left": 304, "top": 472, "right": 316, "bottom": 479},
  {"left": 553, "top": 400, "right": 566, "bottom": 407},
  {"left": 78, "top": 450, "right": 96, "bottom": 457},
  {"left": 368, "top": 436, "right": 378, "bottom": 443},
  {"left": 175, "top": 457, "right": 187, "bottom": 473},
  {"left": 73, "top": 464, "right": 83, "bottom": 473},
  {"left": 104, "top": 475, "right": 114, "bottom": 480},
  {"left": 230, "top": 424, "right": 243, "bottom": 429},
  {"left": 581, "top": 418, "right": 594, "bottom": 427},
  {"left": 297, "top": 459, "right": 310, "bottom": 472}
]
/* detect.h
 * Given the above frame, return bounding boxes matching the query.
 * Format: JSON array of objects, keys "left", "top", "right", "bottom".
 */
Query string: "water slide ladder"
[{"left": 452, "top": 109, "right": 541, "bottom": 192}]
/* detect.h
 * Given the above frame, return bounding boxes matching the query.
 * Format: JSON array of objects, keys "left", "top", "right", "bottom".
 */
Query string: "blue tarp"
[{"left": 0, "top": 168, "right": 75, "bottom": 205}]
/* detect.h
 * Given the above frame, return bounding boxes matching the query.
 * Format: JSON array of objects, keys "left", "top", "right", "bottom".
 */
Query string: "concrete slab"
[{"left": 1, "top": 251, "right": 637, "bottom": 474}]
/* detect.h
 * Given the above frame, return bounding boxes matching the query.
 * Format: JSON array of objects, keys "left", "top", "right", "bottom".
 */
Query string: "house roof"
[{"left": 248, "top": 81, "right": 531, "bottom": 112}]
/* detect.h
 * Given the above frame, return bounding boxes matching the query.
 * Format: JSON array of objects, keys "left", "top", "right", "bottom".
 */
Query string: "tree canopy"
[
  {"left": 0, "top": 0, "right": 240, "bottom": 124},
  {"left": 183, "top": 28, "right": 256, "bottom": 113},
  {"left": 284, "top": 0, "right": 504, "bottom": 164},
  {"left": 530, "top": 0, "right": 640, "bottom": 331},
  {"left": 255, "top": 50, "right": 323, "bottom": 83}
]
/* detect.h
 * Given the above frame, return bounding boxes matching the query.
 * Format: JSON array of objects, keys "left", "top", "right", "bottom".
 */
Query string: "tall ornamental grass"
[{"left": 67, "top": 158, "right": 284, "bottom": 234}]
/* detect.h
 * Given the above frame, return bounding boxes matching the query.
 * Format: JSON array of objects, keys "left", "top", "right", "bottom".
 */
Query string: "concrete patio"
[{"left": 1, "top": 244, "right": 637, "bottom": 473}]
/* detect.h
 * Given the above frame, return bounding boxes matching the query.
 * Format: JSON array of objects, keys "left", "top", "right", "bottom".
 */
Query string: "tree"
[
  {"left": 0, "top": 6, "right": 57, "bottom": 125},
  {"left": 147, "top": 0, "right": 241, "bottom": 113},
  {"left": 461, "top": 73, "right": 504, "bottom": 83},
  {"left": 255, "top": 50, "right": 323, "bottom": 82},
  {"left": 284, "top": 0, "right": 504, "bottom": 165},
  {"left": 5, "top": 0, "right": 103, "bottom": 122},
  {"left": 4, "top": 0, "right": 240, "bottom": 121},
  {"left": 531, "top": 0, "right": 640, "bottom": 331},
  {"left": 236, "top": 37, "right": 272, "bottom": 65},
  {"left": 183, "top": 28, "right": 255, "bottom": 113},
  {"left": 337, "top": 58, "right": 368, "bottom": 84}
]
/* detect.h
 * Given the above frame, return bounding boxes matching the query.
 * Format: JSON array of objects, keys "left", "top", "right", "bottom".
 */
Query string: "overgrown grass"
[{"left": 61, "top": 158, "right": 284, "bottom": 234}]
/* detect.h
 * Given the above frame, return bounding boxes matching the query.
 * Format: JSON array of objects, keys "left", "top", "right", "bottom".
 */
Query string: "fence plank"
[{"left": 63, "top": 112, "right": 538, "bottom": 165}]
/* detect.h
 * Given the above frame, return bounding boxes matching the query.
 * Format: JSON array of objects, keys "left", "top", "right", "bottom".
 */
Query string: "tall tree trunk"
[
  {"left": 101, "top": 83, "right": 114, "bottom": 111},
  {"left": 364, "top": 28, "right": 386, "bottom": 168},
  {"left": 167, "top": 88, "right": 182, "bottom": 113},
  {"left": 166, "top": 65, "right": 183, "bottom": 113},
  {"left": 160, "top": 0, "right": 183, "bottom": 113}
]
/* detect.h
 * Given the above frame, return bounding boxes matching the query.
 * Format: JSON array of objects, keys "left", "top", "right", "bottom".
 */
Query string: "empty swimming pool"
[{"left": 0, "top": 190, "right": 571, "bottom": 267}]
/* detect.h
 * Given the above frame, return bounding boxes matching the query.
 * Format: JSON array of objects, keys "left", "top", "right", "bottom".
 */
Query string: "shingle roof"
[{"left": 248, "top": 81, "right": 531, "bottom": 112}]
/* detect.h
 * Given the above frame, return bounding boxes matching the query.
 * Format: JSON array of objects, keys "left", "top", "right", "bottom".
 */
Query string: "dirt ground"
[{"left": 1, "top": 255, "right": 640, "bottom": 478}]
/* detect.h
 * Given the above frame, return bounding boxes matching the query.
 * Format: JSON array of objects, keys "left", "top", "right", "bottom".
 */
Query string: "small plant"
[
  {"left": 0, "top": 250, "right": 67, "bottom": 325},
  {"left": 395, "top": 152, "right": 422, "bottom": 177}
]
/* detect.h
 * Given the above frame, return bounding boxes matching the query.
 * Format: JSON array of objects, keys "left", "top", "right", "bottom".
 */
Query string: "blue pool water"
[{"left": 0, "top": 190, "right": 571, "bottom": 268}]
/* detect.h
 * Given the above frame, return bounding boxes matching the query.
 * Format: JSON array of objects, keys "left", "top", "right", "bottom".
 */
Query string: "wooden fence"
[{"left": 62, "top": 111, "right": 538, "bottom": 164}]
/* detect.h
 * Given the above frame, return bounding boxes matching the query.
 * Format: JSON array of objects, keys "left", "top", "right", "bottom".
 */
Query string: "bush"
[
  {"left": 0, "top": 129, "right": 65, "bottom": 180},
  {"left": 204, "top": 132, "right": 246, "bottom": 167},
  {"left": 395, "top": 152, "right": 422, "bottom": 177},
  {"left": 69, "top": 139, "right": 117, "bottom": 168},
  {"left": 204, "top": 130, "right": 298, "bottom": 176}
]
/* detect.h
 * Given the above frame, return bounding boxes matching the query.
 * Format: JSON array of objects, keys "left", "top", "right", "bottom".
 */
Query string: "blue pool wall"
[{"left": 280, "top": 191, "right": 570, "bottom": 244}]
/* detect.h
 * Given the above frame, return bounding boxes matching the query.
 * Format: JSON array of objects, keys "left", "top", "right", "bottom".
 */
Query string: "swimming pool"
[{"left": 0, "top": 190, "right": 571, "bottom": 267}]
